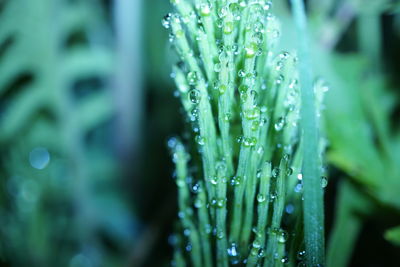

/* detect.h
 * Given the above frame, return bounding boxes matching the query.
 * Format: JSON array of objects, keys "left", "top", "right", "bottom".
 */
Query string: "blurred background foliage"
[{"left": 0, "top": 0, "right": 399, "bottom": 266}]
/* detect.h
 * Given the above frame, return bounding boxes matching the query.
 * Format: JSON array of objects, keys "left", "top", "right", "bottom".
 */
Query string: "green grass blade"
[{"left": 290, "top": 0, "right": 325, "bottom": 265}]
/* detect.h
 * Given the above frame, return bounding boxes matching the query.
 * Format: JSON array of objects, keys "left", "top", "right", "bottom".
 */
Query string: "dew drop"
[
  {"left": 272, "top": 167, "right": 280, "bottom": 177},
  {"left": 244, "top": 107, "right": 261, "bottom": 120},
  {"left": 257, "top": 193, "right": 266, "bottom": 203},
  {"left": 245, "top": 43, "right": 258, "bottom": 58},
  {"left": 274, "top": 117, "right": 285, "bottom": 131},
  {"left": 321, "top": 176, "right": 328, "bottom": 188},
  {"left": 162, "top": 13, "right": 172, "bottom": 29},
  {"left": 210, "top": 176, "right": 218, "bottom": 185},
  {"left": 231, "top": 176, "right": 242, "bottom": 186},
  {"left": 217, "top": 198, "right": 226, "bottom": 208},
  {"left": 297, "top": 250, "right": 306, "bottom": 261},
  {"left": 200, "top": 3, "right": 211, "bottom": 16},
  {"left": 285, "top": 203, "right": 294, "bottom": 214},
  {"left": 243, "top": 137, "right": 257, "bottom": 147},
  {"left": 194, "top": 198, "right": 203, "bottom": 208},
  {"left": 188, "top": 89, "right": 201, "bottom": 104},
  {"left": 224, "top": 21, "right": 234, "bottom": 35},
  {"left": 223, "top": 112, "right": 232, "bottom": 122},
  {"left": 277, "top": 229, "right": 288, "bottom": 243},
  {"left": 29, "top": 147, "right": 50, "bottom": 170},
  {"left": 195, "top": 135, "right": 205, "bottom": 145},
  {"left": 187, "top": 71, "right": 198, "bottom": 85},
  {"left": 214, "top": 63, "right": 221, "bottom": 73},
  {"left": 294, "top": 182, "right": 303, "bottom": 193}
]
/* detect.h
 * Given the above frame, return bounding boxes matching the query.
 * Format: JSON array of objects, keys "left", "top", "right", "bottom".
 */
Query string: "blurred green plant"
[
  {"left": 164, "top": 0, "right": 327, "bottom": 266},
  {"left": 0, "top": 0, "right": 135, "bottom": 265},
  {"left": 300, "top": 0, "right": 400, "bottom": 266}
]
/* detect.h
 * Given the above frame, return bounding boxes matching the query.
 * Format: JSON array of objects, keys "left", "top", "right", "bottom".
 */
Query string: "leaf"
[{"left": 384, "top": 225, "right": 400, "bottom": 246}]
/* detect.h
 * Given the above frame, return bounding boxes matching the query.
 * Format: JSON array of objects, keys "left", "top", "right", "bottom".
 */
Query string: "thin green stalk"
[
  {"left": 196, "top": 182, "right": 213, "bottom": 267},
  {"left": 215, "top": 162, "right": 228, "bottom": 267},
  {"left": 240, "top": 148, "right": 262, "bottom": 247},
  {"left": 327, "top": 180, "right": 371, "bottom": 267},
  {"left": 230, "top": 3, "right": 263, "bottom": 245},
  {"left": 264, "top": 156, "right": 289, "bottom": 267},
  {"left": 291, "top": 0, "right": 325, "bottom": 265},
  {"left": 170, "top": 14, "right": 218, "bottom": 202},
  {"left": 173, "top": 140, "right": 202, "bottom": 267},
  {"left": 246, "top": 162, "right": 272, "bottom": 267},
  {"left": 173, "top": 249, "right": 187, "bottom": 267}
]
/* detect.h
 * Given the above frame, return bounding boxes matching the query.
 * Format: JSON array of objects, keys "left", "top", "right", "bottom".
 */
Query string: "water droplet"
[
  {"left": 294, "top": 182, "right": 303, "bottom": 193},
  {"left": 223, "top": 112, "right": 232, "bottom": 122},
  {"left": 168, "top": 33, "right": 175, "bottom": 42},
  {"left": 274, "top": 117, "right": 285, "bottom": 131},
  {"left": 289, "top": 79, "right": 298, "bottom": 89},
  {"left": 253, "top": 20, "right": 264, "bottom": 33},
  {"left": 195, "top": 135, "right": 205, "bottom": 145},
  {"left": 219, "top": 6, "right": 229, "bottom": 18},
  {"left": 217, "top": 230, "right": 225, "bottom": 239},
  {"left": 187, "top": 71, "right": 198, "bottom": 85},
  {"left": 162, "top": 13, "right": 172, "bottom": 29},
  {"left": 264, "top": 1, "right": 272, "bottom": 11},
  {"left": 243, "top": 137, "right": 257, "bottom": 147},
  {"left": 191, "top": 183, "right": 201, "bottom": 193},
  {"left": 210, "top": 176, "right": 218, "bottom": 185},
  {"left": 252, "top": 239, "right": 261, "bottom": 249},
  {"left": 286, "top": 167, "right": 293, "bottom": 176},
  {"left": 227, "top": 242, "right": 240, "bottom": 264},
  {"left": 238, "top": 84, "right": 249, "bottom": 94},
  {"left": 245, "top": 43, "right": 258, "bottom": 58},
  {"left": 217, "top": 198, "right": 226, "bottom": 208},
  {"left": 189, "top": 89, "right": 201, "bottom": 104},
  {"left": 194, "top": 198, "right": 203, "bottom": 208},
  {"left": 243, "top": 107, "right": 261, "bottom": 120},
  {"left": 256, "top": 146, "right": 264, "bottom": 155},
  {"left": 231, "top": 176, "right": 242, "bottom": 186},
  {"left": 253, "top": 32, "right": 264, "bottom": 44},
  {"left": 29, "top": 147, "right": 50, "bottom": 170},
  {"left": 219, "top": 84, "right": 227, "bottom": 94},
  {"left": 285, "top": 204, "right": 294, "bottom": 214},
  {"left": 214, "top": 63, "right": 221, "bottom": 72},
  {"left": 238, "top": 69, "right": 246, "bottom": 78},
  {"left": 297, "top": 173, "right": 303, "bottom": 180},
  {"left": 321, "top": 176, "right": 328, "bottom": 188},
  {"left": 183, "top": 228, "right": 191, "bottom": 236},
  {"left": 273, "top": 228, "right": 288, "bottom": 243},
  {"left": 257, "top": 194, "right": 266, "bottom": 203},
  {"left": 200, "top": 3, "right": 211, "bottom": 16},
  {"left": 275, "top": 74, "right": 285, "bottom": 85},
  {"left": 229, "top": 3, "right": 241, "bottom": 20},
  {"left": 272, "top": 167, "right": 280, "bottom": 177},
  {"left": 224, "top": 21, "right": 234, "bottom": 34},
  {"left": 227, "top": 242, "right": 238, "bottom": 257},
  {"left": 297, "top": 250, "right": 306, "bottom": 261},
  {"left": 270, "top": 192, "right": 276, "bottom": 202},
  {"left": 251, "top": 120, "right": 260, "bottom": 131},
  {"left": 281, "top": 256, "right": 289, "bottom": 263}
]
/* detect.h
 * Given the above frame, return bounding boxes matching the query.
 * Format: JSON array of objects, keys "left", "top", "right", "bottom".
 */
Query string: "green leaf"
[{"left": 384, "top": 225, "right": 400, "bottom": 246}]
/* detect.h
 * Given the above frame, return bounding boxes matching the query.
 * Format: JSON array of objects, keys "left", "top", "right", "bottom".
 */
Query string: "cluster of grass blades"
[{"left": 163, "top": 0, "right": 327, "bottom": 266}]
